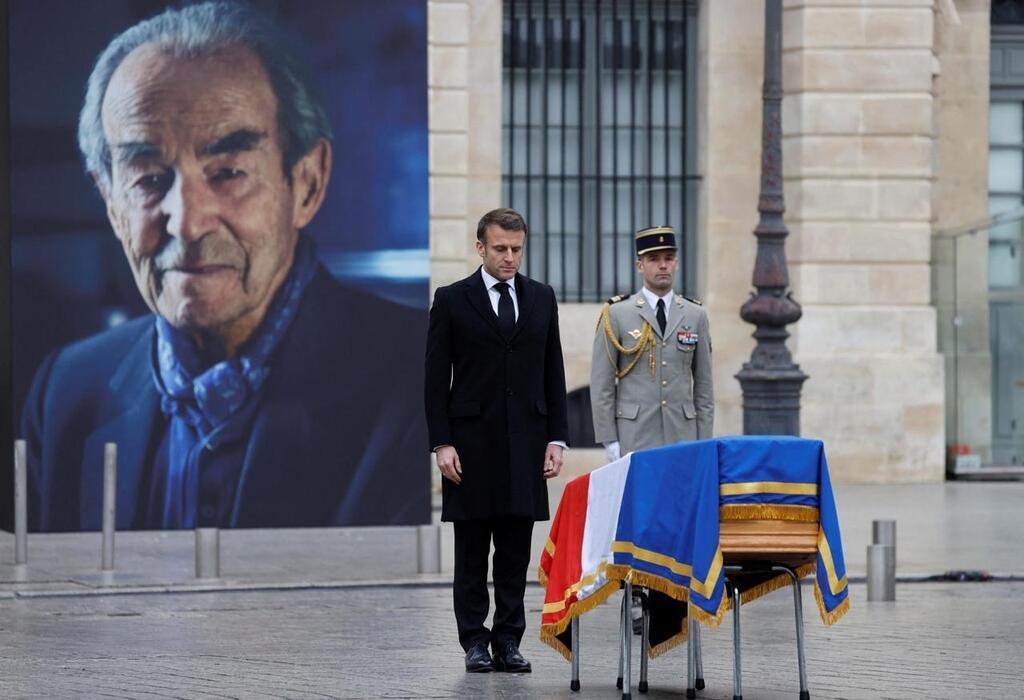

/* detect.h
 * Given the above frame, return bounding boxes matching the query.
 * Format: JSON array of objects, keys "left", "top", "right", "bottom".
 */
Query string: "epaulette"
[
  {"left": 683, "top": 295, "right": 702, "bottom": 306},
  {"left": 607, "top": 293, "right": 631, "bottom": 305}
]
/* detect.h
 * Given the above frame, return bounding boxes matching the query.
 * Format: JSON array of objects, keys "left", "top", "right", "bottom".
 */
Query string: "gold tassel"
[
  {"left": 537, "top": 566, "right": 548, "bottom": 588},
  {"left": 625, "top": 569, "right": 691, "bottom": 603},
  {"left": 719, "top": 504, "right": 820, "bottom": 522},
  {"left": 814, "top": 581, "right": 851, "bottom": 626},
  {"left": 727, "top": 563, "right": 818, "bottom": 610},
  {"left": 689, "top": 599, "right": 727, "bottom": 628},
  {"left": 649, "top": 626, "right": 688, "bottom": 658},
  {"left": 539, "top": 579, "right": 623, "bottom": 661},
  {"left": 539, "top": 628, "right": 573, "bottom": 662},
  {"left": 541, "top": 562, "right": 850, "bottom": 663}
]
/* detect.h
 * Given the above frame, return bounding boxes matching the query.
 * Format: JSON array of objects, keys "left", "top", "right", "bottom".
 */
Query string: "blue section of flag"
[
  {"left": 611, "top": 436, "right": 849, "bottom": 622},
  {"left": 613, "top": 440, "right": 724, "bottom": 610}
]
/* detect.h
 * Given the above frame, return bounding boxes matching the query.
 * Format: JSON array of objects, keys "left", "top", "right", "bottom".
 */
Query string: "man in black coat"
[{"left": 424, "top": 208, "right": 569, "bottom": 673}]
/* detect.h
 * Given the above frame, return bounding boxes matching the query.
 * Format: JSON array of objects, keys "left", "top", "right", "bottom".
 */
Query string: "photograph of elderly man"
[{"left": 8, "top": 1, "right": 430, "bottom": 531}]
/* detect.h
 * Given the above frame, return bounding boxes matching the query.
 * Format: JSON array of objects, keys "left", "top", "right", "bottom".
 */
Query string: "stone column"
[
  {"left": 699, "top": 0, "right": 765, "bottom": 435},
  {"left": 782, "top": 0, "right": 945, "bottom": 481},
  {"left": 931, "top": 0, "right": 992, "bottom": 464},
  {"left": 428, "top": 0, "right": 502, "bottom": 295}
]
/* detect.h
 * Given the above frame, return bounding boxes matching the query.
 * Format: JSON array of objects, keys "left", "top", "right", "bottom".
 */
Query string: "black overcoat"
[
  {"left": 424, "top": 268, "right": 569, "bottom": 521},
  {"left": 21, "top": 268, "right": 430, "bottom": 530}
]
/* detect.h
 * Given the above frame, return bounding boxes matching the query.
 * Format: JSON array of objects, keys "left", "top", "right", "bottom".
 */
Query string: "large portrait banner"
[{"left": 2, "top": 0, "right": 430, "bottom": 531}]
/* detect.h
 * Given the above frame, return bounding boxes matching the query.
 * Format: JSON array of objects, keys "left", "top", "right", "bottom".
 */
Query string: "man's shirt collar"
[
  {"left": 481, "top": 267, "right": 515, "bottom": 292},
  {"left": 641, "top": 286, "right": 674, "bottom": 309}
]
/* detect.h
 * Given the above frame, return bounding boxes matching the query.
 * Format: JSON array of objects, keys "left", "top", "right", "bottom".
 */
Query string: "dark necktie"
[
  {"left": 496, "top": 282, "right": 515, "bottom": 337},
  {"left": 656, "top": 298, "right": 667, "bottom": 336}
]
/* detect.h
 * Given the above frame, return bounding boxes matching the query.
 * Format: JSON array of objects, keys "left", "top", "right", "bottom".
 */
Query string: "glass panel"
[
  {"left": 989, "top": 241, "right": 1020, "bottom": 288},
  {"left": 989, "top": 102, "right": 1022, "bottom": 144},
  {"left": 989, "top": 149, "right": 1023, "bottom": 192},
  {"left": 988, "top": 194, "right": 1022, "bottom": 217},
  {"left": 990, "top": 213, "right": 1024, "bottom": 243}
]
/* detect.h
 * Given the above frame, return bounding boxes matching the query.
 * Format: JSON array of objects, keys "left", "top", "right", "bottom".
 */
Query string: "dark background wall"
[{"left": 1, "top": 1, "right": 13, "bottom": 531}]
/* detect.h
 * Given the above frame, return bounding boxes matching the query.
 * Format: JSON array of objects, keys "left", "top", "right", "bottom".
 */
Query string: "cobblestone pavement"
[{"left": 2, "top": 581, "right": 1022, "bottom": 699}]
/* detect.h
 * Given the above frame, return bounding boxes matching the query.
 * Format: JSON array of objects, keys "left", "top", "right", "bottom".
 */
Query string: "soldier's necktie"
[
  {"left": 656, "top": 298, "right": 667, "bottom": 336},
  {"left": 496, "top": 282, "right": 516, "bottom": 337}
]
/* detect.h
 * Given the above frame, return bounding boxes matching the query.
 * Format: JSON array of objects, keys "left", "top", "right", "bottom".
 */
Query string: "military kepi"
[{"left": 635, "top": 225, "right": 677, "bottom": 257}]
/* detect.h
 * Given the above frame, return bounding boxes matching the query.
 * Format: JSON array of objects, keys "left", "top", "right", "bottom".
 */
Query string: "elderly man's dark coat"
[
  {"left": 424, "top": 268, "right": 569, "bottom": 522},
  {"left": 22, "top": 268, "right": 429, "bottom": 531}
]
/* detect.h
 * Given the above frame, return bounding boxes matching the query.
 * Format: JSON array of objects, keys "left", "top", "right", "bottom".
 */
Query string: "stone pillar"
[
  {"left": 782, "top": 0, "right": 945, "bottom": 481},
  {"left": 699, "top": 0, "right": 765, "bottom": 435},
  {"left": 428, "top": 0, "right": 501, "bottom": 296},
  {"left": 931, "top": 0, "right": 992, "bottom": 464}
]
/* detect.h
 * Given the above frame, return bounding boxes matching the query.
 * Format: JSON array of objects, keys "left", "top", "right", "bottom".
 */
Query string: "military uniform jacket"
[{"left": 590, "top": 291, "right": 713, "bottom": 453}]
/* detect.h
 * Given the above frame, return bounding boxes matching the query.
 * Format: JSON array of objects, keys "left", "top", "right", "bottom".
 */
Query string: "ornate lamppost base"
[{"left": 736, "top": 366, "right": 808, "bottom": 436}]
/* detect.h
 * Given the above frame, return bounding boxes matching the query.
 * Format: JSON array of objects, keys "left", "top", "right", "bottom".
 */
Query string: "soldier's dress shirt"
[{"left": 641, "top": 287, "right": 675, "bottom": 316}]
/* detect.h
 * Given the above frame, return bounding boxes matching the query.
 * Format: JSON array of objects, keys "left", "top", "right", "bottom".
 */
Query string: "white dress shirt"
[
  {"left": 641, "top": 286, "right": 675, "bottom": 318},
  {"left": 480, "top": 267, "right": 520, "bottom": 321}
]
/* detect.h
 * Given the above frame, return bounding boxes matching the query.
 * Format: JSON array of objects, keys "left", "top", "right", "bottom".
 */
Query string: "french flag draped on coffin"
[{"left": 539, "top": 436, "right": 850, "bottom": 659}]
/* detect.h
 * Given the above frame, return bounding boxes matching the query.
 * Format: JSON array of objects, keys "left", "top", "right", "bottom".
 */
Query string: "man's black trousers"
[{"left": 453, "top": 517, "right": 535, "bottom": 651}]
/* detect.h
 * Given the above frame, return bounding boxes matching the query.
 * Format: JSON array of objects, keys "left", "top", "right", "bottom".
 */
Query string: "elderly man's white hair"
[{"left": 78, "top": 0, "right": 332, "bottom": 189}]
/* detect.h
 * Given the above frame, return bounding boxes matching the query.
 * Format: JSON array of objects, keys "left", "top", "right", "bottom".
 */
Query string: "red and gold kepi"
[{"left": 635, "top": 225, "right": 677, "bottom": 257}]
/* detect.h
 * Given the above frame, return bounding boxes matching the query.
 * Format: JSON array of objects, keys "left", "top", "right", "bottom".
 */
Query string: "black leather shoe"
[
  {"left": 465, "top": 643, "right": 496, "bottom": 673},
  {"left": 492, "top": 641, "right": 532, "bottom": 673}
]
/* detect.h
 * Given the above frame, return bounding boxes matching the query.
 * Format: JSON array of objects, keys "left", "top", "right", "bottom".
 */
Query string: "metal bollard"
[
  {"left": 14, "top": 440, "right": 28, "bottom": 565},
  {"left": 101, "top": 443, "right": 117, "bottom": 571},
  {"left": 867, "top": 544, "right": 896, "bottom": 601},
  {"left": 872, "top": 519, "right": 896, "bottom": 549},
  {"left": 195, "top": 528, "right": 221, "bottom": 579},
  {"left": 416, "top": 524, "right": 441, "bottom": 574}
]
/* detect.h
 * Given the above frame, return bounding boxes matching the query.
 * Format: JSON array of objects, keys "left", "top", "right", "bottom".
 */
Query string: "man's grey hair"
[{"left": 78, "top": 1, "right": 332, "bottom": 189}]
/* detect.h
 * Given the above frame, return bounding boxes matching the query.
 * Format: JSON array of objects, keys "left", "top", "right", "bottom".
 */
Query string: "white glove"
[{"left": 604, "top": 441, "right": 621, "bottom": 462}]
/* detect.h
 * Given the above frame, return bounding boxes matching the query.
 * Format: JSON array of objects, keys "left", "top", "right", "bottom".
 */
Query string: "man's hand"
[
  {"left": 435, "top": 445, "right": 462, "bottom": 485},
  {"left": 604, "top": 441, "right": 621, "bottom": 462},
  {"left": 543, "top": 444, "right": 564, "bottom": 480}
]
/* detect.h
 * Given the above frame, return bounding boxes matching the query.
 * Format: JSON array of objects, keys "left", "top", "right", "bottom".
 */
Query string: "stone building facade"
[{"left": 426, "top": 0, "right": 999, "bottom": 483}]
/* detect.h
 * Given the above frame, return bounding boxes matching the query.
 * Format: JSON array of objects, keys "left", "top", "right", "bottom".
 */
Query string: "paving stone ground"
[
  {"left": 2, "top": 482, "right": 1022, "bottom": 698},
  {"left": 1, "top": 581, "right": 1022, "bottom": 699}
]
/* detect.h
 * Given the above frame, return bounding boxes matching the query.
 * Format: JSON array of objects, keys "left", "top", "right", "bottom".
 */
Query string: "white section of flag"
[{"left": 577, "top": 454, "right": 632, "bottom": 601}]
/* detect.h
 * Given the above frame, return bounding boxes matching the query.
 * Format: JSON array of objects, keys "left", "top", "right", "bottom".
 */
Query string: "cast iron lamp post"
[{"left": 735, "top": 0, "right": 808, "bottom": 435}]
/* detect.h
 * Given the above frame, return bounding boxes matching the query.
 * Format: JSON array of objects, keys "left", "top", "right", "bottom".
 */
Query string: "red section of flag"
[{"left": 540, "top": 473, "right": 590, "bottom": 628}]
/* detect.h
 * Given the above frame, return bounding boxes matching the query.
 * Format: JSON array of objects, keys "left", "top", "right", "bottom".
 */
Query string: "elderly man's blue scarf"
[{"left": 150, "top": 236, "right": 318, "bottom": 526}]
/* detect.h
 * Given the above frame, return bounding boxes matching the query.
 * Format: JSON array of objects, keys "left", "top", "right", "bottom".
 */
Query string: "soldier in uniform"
[{"left": 590, "top": 226, "right": 714, "bottom": 461}]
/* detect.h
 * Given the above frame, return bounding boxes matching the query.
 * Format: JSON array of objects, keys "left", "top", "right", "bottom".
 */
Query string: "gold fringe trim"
[
  {"left": 733, "top": 563, "right": 817, "bottom": 609},
  {"left": 813, "top": 581, "right": 851, "bottom": 626},
  {"left": 719, "top": 504, "right": 820, "bottom": 522},
  {"left": 539, "top": 628, "right": 573, "bottom": 662},
  {"left": 539, "top": 579, "right": 622, "bottom": 660},
  {"left": 689, "top": 598, "right": 727, "bottom": 628},
  {"left": 625, "top": 569, "right": 690, "bottom": 603},
  {"left": 649, "top": 625, "right": 688, "bottom": 659},
  {"left": 540, "top": 561, "right": 849, "bottom": 663}
]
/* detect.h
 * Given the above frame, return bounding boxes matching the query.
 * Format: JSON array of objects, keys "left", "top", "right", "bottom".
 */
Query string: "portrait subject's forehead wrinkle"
[
  {"left": 113, "top": 141, "right": 162, "bottom": 167},
  {"left": 111, "top": 130, "right": 269, "bottom": 171},
  {"left": 202, "top": 129, "right": 267, "bottom": 157}
]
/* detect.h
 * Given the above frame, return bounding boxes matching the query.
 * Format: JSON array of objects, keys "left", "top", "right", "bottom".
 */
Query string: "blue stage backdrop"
[{"left": 4, "top": 0, "right": 430, "bottom": 531}]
